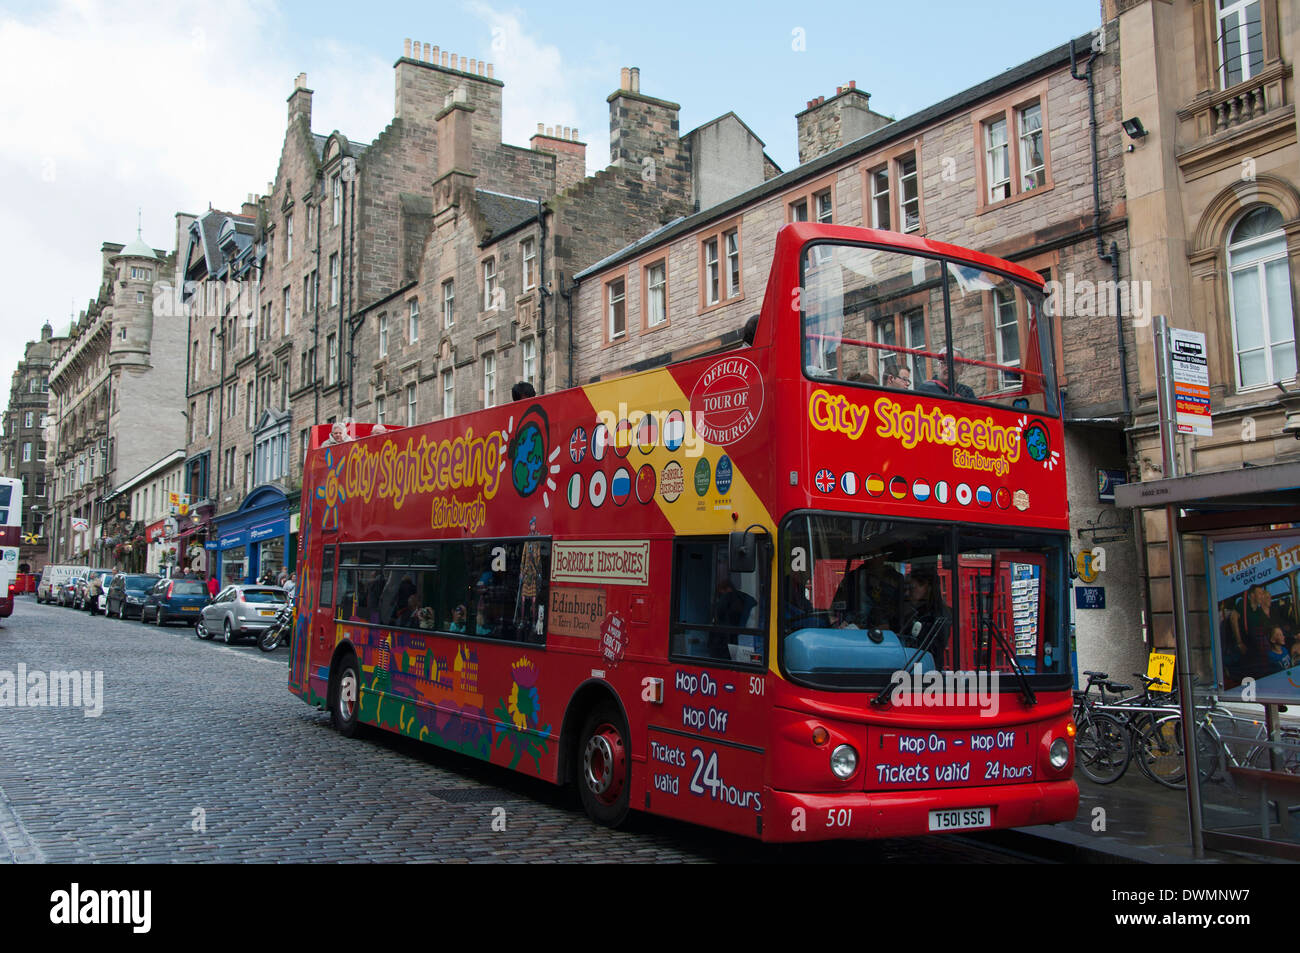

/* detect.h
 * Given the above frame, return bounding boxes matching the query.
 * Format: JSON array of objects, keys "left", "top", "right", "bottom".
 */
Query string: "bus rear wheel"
[
  {"left": 331, "top": 655, "right": 361, "bottom": 738},
  {"left": 576, "top": 703, "right": 630, "bottom": 827}
]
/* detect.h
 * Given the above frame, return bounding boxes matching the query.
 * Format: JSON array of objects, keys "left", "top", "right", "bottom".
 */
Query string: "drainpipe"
[
  {"left": 537, "top": 199, "right": 548, "bottom": 394},
  {"left": 560, "top": 274, "right": 575, "bottom": 388},
  {"left": 1071, "top": 36, "right": 1131, "bottom": 418},
  {"left": 346, "top": 168, "right": 357, "bottom": 417},
  {"left": 313, "top": 175, "right": 322, "bottom": 426}
]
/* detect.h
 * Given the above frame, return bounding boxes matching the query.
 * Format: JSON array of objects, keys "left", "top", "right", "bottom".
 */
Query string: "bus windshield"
[
  {"left": 781, "top": 514, "right": 1068, "bottom": 691},
  {"left": 800, "top": 241, "right": 1057, "bottom": 415}
]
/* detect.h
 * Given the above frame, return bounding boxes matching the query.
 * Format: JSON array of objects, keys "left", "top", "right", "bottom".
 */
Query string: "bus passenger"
[
  {"left": 902, "top": 568, "right": 949, "bottom": 664},
  {"left": 511, "top": 381, "right": 536, "bottom": 401},
  {"left": 916, "top": 350, "right": 975, "bottom": 399},
  {"left": 881, "top": 359, "right": 912, "bottom": 390},
  {"left": 394, "top": 593, "right": 421, "bottom": 628},
  {"left": 448, "top": 604, "right": 468, "bottom": 633}
]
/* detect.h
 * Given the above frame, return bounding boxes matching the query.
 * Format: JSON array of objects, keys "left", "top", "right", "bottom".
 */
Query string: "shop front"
[{"left": 211, "top": 486, "right": 296, "bottom": 587}]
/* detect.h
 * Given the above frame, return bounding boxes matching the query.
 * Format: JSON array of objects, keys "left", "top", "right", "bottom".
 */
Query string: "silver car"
[{"left": 198, "top": 585, "right": 289, "bottom": 645}]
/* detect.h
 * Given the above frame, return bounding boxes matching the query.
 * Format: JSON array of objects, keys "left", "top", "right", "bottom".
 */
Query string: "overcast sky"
[{"left": 0, "top": 0, "right": 1102, "bottom": 421}]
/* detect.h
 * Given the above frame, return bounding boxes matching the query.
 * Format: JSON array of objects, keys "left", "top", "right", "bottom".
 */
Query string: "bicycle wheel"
[
  {"left": 1245, "top": 727, "right": 1300, "bottom": 775},
  {"left": 1136, "top": 715, "right": 1187, "bottom": 789},
  {"left": 1193, "top": 718, "right": 1224, "bottom": 783},
  {"left": 1075, "top": 711, "right": 1131, "bottom": 784}
]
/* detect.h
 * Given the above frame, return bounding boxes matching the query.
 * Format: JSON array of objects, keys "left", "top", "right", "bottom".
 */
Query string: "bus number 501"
[
  {"left": 749, "top": 676, "right": 764, "bottom": 695},
  {"left": 826, "top": 808, "right": 853, "bottom": 828}
]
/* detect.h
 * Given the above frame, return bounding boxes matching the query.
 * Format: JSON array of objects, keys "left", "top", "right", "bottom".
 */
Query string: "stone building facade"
[
  {"left": 573, "top": 26, "right": 1149, "bottom": 679},
  {"left": 47, "top": 232, "right": 187, "bottom": 567},
  {"left": 1112, "top": 0, "right": 1299, "bottom": 652},
  {"left": 0, "top": 322, "right": 66, "bottom": 573}
]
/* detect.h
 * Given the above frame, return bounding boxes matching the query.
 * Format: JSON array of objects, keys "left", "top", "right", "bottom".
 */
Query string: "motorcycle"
[{"left": 259, "top": 602, "right": 294, "bottom": 652}]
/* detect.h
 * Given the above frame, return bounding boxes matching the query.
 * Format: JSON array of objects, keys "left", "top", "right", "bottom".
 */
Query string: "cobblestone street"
[{"left": 0, "top": 599, "right": 1037, "bottom": 863}]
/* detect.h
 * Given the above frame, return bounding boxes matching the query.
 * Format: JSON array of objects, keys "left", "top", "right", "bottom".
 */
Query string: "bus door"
[
  {"left": 645, "top": 537, "right": 769, "bottom": 839},
  {"left": 304, "top": 544, "right": 337, "bottom": 704}
]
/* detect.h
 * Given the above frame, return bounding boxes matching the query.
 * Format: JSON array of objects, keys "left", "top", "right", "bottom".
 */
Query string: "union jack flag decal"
[{"left": 814, "top": 468, "right": 836, "bottom": 493}]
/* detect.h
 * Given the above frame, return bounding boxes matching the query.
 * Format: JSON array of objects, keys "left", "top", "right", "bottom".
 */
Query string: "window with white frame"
[
  {"left": 704, "top": 238, "right": 720, "bottom": 306},
  {"left": 725, "top": 229, "right": 741, "bottom": 299},
  {"left": 329, "top": 254, "right": 339, "bottom": 306},
  {"left": 285, "top": 213, "right": 293, "bottom": 262},
  {"left": 283, "top": 287, "right": 291, "bottom": 336},
  {"left": 24, "top": 411, "right": 33, "bottom": 428},
  {"left": 378, "top": 313, "right": 388, "bottom": 358},
  {"left": 522, "top": 237, "right": 536, "bottom": 291},
  {"left": 522, "top": 338, "right": 536, "bottom": 385},
  {"left": 483, "top": 258, "right": 497, "bottom": 311},
  {"left": 985, "top": 117, "right": 1011, "bottom": 203},
  {"left": 375, "top": 395, "right": 386, "bottom": 426},
  {"left": 22, "top": 442, "right": 31, "bottom": 463},
  {"left": 869, "top": 167, "right": 891, "bottom": 230},
  {"left": 443, "top": 280, "right": 455, "bottom": 328},
  {"left": 332, "top": 174, "right": 342, "bottom": 226},
  {"left": 327, "top": 333, "right": 338, "bottom": 385},
  {"left": 209, "top": 328, "right": 216, "bottom": 371},
  {"left": 483, "top": 352, "right": 496, "bottom": 408},
  {"left": 646, "top": 261, "right": 667, "bottom": 328},
  {"left": 898, "top": 154, "right": 920, "bottom": 232},
  {"left": 1018, "top": 104, "right": 1045, "bottom": 192},
  {"left": 607, "top": 277, "right": 626, "bottom": 340},
  {"left": 442, "top": 368, "right": 454, "bottom": 418},
  {"left": 1229, "top": 206, "right": 1295, "bottom": 390},
  {"left": 206, "top": 393, "right": 213, "bottom": 435},
  {"left": 409, "top": 298, "right": 419, "bottom": 342},
  {"left": 993, "top": 289, "right": 1022, "bottom": 389},
  {"left": 406, "top": 383, "right": 417, "bottom": 426},
  {"left": 1218, "top": 0, "right": 1264, "bottom": 89},
  {"left": 246, "top": 382, "right": 255, "bottom": 428}
]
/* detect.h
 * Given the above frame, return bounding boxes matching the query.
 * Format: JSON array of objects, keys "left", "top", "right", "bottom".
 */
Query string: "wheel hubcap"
[
  {"left": 583, "top": 725, "right": 626, "bottom": 805},
  {"left": 339, "top": 671, "right": 357, "bottom": 721}
]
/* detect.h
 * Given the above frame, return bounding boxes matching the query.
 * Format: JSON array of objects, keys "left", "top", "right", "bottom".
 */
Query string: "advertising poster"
[{"left": 1208, "top": 534, "right": 1300, "bottom": 702}]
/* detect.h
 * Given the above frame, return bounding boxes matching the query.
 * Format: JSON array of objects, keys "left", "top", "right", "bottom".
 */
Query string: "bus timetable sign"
[{"left": 1169, "top": 328, "right": 1211, "bottom": 436}]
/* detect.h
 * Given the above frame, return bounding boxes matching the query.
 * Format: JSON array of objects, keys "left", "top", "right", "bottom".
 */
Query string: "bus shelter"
[{"left": 1116, "top": 459, "right": 1300, "bottom": 860}]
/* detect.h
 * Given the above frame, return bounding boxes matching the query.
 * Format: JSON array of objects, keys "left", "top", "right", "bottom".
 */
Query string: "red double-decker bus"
[{"left": 290, "top": 222, "right": 1078, "bottom": 841}]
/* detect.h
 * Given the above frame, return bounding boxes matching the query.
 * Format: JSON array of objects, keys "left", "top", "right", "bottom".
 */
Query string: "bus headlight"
[
  {"left": 1049, "top": 738, "right": 1070, "bottom": 769},
  {"left": 830, "top": 744, "right": 858, "bottom": 780}
]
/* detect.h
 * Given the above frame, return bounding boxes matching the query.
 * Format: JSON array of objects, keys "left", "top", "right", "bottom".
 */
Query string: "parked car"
[
  {"left": 105, "top": 573, "right": 161, "bottom": 620},
  {"left": 57, "top": 577, "right": 83, "bottom": 607},
  {"left": 198, "top": 585, "right": 289, "bottom": 644},
  {"left": 37, "top": 566, "right": 80, "bottom": 604},
  {"left": 141, "top": 577, "right": 210, "bottom": 626}
]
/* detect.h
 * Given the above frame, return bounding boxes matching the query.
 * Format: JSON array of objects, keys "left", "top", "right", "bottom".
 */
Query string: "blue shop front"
[{"left": 211, "top": 486, "right": 297, "bottom": 586}]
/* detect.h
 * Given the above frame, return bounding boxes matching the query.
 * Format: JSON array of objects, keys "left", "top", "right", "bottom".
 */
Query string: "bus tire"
[
  {"left": 330, "top": 654, "right": 361, "bottom": 738},
  {"left": 576, "top": 703, "right": 630, "bottom": 827}
]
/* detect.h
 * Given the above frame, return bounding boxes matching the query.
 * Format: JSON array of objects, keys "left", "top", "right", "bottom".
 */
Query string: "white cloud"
[{"left": 0, "top": 0, "right": 390, "bottom": 390}]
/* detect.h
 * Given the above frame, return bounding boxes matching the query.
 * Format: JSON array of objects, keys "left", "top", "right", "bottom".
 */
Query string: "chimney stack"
[
  {"left": 796, "top": 82, "right": 891, "bottom": 164},
  {"left": 530, "top": 123, "right": 587, "bottom": 193},
  {"left": 286, "top": 72, "right": 313, "bottom": 128}
]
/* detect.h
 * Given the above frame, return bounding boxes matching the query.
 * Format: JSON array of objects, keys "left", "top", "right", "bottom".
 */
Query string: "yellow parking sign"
[
  {"left": 1076, "top": 550, "right": 1099, "bottom": 583},
  {"left": 1147, "top": 652, "right": 1175, "bottom": 693}
]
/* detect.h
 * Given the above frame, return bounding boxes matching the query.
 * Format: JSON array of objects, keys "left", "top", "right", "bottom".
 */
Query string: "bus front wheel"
[
  {"left": 331, "top": 655, "right": 361, "bottom": 738},
  {"left": 576, "top": 703, "right": 630, "bottom": 827}
]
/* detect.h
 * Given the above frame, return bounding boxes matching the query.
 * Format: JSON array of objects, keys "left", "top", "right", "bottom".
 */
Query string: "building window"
[
  {"left": 226, "top": 382, "right": 236, "bottom": 419},
  {"left": 788, "top": 184, "right": 834, "bottom": 226},
  {"left": 993, "top": 288, "right": 1022, "bottom": 389},
  {"left": 24, "top": 411, "right": 33, "bottom": 428},
  {"left": 700, "top": 220, "right": 743, "bottom": 310},
  {"left": 243, "top": 452, "right": 252, "bottom": 492},
  {"left": 704, "top": 237, "right": 720, "bottom": 306},
  {"left": 1218, "top": 0, "right": 1264, "bottom": 89},
  {"left": 898, "top": 154, "right": 920, "bottom": 232},
  {"left": 522, "top": 338, "right": 536, "bottom": 386},
  {"left": 247, "top": 315, "right": 256, "bottom": 354},
  {"left": 869, "top": 167, "right": 891, "bottom": 230},
  {"left": 1228, "top": 206, "right": 1295, "bottom": 391},
  {"left": 301, "top": 428, "right": 309, "bottom": 462},
  {"left": 224, "top": 447, "right": 235, "bottom": 488},
  {"left": 406, "top": 383, "right": 417, "bottom": 426},
  {"left": 329, "top": 254, "right": 339, "bottom": 307},
  {"left": 332, "top": 173, "right": 342, "bottom": 226},
  {"left": 283, "top": 287, "right": 291, "bottom": 336},
  {"left": 442, "top": 368, "right": 454, "bottom": 418},
  {"left": 209, "top": 328, "right": 216, "bottom": 371},
  {"left": 483, "top": 258, "right": 497, "bottom": 312},
  {"left": 327, "top": 334, "right": 338, "bottom": 385},
  {"left": 285, "top": 213, "right": 293, "bottom": 262},
  {"left": 606, "top": 277, "right": 626, "bottom": 340},
  {"left": 305, "top": 271, "right": 318, "bottom": 312},
  {"left": 22, "top": 442, "right": 31, "bottom": 463},
  {"left": 408, "top": 299, "right": 419, "bottom": 342},
  {"left": 977, "top": 92, "right": 1050, "bottom": 209},
  {"left": 985, "top": 117, "right": 1011, "bottom": 203},
  {"left": 483, "top": 352, "right": 496, "bottom": 408},
  {"left": 521, "top": 237, "right": 536, "bottom": 291},
  {"left": 246, "top": 382, "right": 255, "bottom": 428},
  {"left": 206, "top": 393, "right": 214, "bottom": 436},
  {"left": 375, "top": 395, "right": 386, "bottom": 426},
  {"left": 305, "top": 204, "right": 314, "bottom": 242},
  {"left": 378, "top": 313, "right": 388, "bottom": 358},
  {"left": 443, "top": 280, "right": 455, "bottom": 328},
  {"left": 645, "top": 260, "right": 667, "bottom": 328},
  {"left": 725, "top": 229, "right": 741, "bottom": 299}
]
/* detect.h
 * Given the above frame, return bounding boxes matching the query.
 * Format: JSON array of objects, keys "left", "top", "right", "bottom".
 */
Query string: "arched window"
[{"left": 1228, "top": 206, "right": 1295, "bottom": 390}]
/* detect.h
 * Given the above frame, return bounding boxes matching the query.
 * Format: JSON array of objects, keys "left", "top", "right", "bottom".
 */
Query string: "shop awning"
[{"left": 1115, "top": 460, "right": 1300, "bottom": 512}]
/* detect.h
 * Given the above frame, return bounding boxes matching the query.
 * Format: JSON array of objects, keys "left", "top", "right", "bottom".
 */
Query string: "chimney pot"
[
  {"left": 849, "top": 80, "right": 856, "bottom": 89},
  {"left": 441, "top": 51, "right": 449, "bottom": 67},
  {"left": 562, "top": 125, "right": 570, "bottom": 139},
  {"left": 431, "top": 45, "right": 439, "bottom": 61},
  {"left": 572, "top": 127, "right": 578, "bottom": 140},
  {"left": 630, "top": 66, "right": 640, "bottom": 92},
  {"left": 620, "top": 67, "right": 630, "bottom": 91},
  {"left": 546, "top": 126, "right": 553, "bottom": 137},
  {"left": 536, "top": 122, "right": 544, "bottom": 135},
  {"left": 422, "top": 42, "right": 429, "bottom": 61},
  {"left": 404, "top": 38, "right": 411, "bottom": 57},
  {"left": 487, "top": 62, "right": 494, "bottom": 78}
]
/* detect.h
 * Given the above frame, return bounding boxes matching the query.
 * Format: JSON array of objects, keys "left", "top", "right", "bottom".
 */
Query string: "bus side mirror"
[{"left": 728, "top": 531, "right": 757, "bottom": 574}]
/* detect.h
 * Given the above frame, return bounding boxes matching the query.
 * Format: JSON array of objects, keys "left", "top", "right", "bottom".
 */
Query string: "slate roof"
[{"left": 476, "top": 189, "right": 539, "bottom": 243}]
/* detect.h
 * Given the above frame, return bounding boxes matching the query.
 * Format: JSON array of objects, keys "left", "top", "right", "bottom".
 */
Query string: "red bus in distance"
[{"left": 290, "top": 222, "right": 1077, "bottom": 841}]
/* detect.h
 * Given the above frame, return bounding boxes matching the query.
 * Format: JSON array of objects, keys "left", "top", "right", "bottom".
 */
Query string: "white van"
[{"left": 37, "top": 565, "right": 81, "bottom": 604}]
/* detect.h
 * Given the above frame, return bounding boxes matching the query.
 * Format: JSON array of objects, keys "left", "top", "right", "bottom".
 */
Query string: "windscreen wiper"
[
  {"left": 872, "top": 617, "right": 950, "bottom": 707},
  {"left": 983, "top": 617, "right": 1036, "bottom": 706}
]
